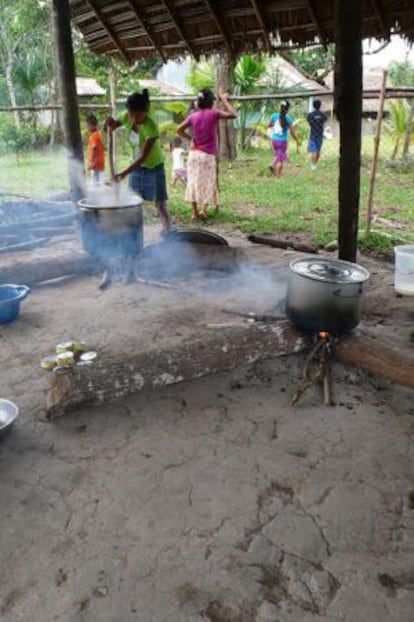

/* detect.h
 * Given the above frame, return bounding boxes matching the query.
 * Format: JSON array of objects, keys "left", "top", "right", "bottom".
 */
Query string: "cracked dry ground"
[{"left": 1, "top": 357, "right": 414, "bottom": 622}]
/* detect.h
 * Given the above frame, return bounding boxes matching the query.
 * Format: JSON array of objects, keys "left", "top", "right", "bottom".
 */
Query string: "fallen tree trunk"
[
  {"left": 247, "top": 234, "right": 318, "bottom": 254},
  {"left": 336, "top": 332, "right": 414, "bottom": 390}
]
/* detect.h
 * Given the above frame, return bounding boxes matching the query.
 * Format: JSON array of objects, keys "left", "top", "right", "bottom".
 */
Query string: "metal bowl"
[{"left": 0, "top": 399, "right": 19, "bottom": 437}]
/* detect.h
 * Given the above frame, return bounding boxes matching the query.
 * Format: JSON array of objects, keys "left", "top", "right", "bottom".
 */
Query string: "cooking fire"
[{"left": 290, "top": 330, "right": 338, "bottom": 407}]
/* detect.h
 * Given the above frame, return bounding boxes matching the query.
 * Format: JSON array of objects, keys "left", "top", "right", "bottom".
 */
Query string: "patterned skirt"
[{"left": 185, "top": 150, "right": 218, "bottom": 206}]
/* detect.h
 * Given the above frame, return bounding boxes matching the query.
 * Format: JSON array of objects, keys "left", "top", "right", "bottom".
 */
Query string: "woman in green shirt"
[{"left": 105, "top": 90, "right": 172, "bottom": 233}]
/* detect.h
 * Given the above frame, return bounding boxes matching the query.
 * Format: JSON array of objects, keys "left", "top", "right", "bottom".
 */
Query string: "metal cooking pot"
[
  {"left": 77, "top": 196, "right": 144, "bottom": 261},
  {"left": 286, "top": 257, "right": 370, "bottom": 333}
]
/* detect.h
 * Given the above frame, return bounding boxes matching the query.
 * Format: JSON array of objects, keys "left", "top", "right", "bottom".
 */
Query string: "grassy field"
[{"left": 0, "top": 136, "right": 413, "bottom": 252}]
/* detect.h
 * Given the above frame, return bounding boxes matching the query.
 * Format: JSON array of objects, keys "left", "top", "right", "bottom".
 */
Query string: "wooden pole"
[
  {"left": 0, "top": 90, "right": 413, "bottom": 113},
  {"left": 365, "top": 69, "right": 388, "bottom": 237},
  {"left": 215, "top": 53, "right": 237, "bottom": 161},
  {"left": 108, "top": 63, "right": 117, "bottom": 174},
  {"left": 402, "top": 99, "right": 414, "bottom": 161},
  {"left": 52, "top": 0, "right": 85, "bottom": 203},
  {"left": 334, "top": 0, "right": 363, "bottom": 263}
]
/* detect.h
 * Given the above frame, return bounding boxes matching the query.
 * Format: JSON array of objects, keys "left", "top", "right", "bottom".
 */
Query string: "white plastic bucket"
[{"left": 394, "top": 245, "right": 414, "bottom": 295}]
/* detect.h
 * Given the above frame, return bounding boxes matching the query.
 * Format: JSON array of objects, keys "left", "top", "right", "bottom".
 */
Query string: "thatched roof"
[
  {"left": 70, "top": 0, "right": 414, "bottom": 63},
  {"left": 69, "top": 0, "right": 414, "bottom": 64}
]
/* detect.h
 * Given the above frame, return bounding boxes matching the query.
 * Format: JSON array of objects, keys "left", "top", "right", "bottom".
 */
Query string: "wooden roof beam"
[
  {"left": 159, "top": 0, "right": 198, "bottom": 59},
  {"left": 371, "top": 0, "right": 389, "bottom": 39},
  {"left": 306, "top": 0, "right": 326, "bottom": 48},
  {"left": 250, "top": 0, "right": 272, "bottom": 53},
  {"left": 85, "top": 0, "right": 130, "bottom": 63},
  {"left": 125, "top": 0, "right": 167, "bottom": 62},
  {"left": 203, "top": 0, "right": 234, "bottom": 59}
]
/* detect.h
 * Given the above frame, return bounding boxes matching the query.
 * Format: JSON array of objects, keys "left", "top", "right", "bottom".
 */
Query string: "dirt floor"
[
  {"left": 0, "top": 225, "right": 413, "bottom": 417},
  {"left": 1, "top": 226, "right": 414, "bottom": 621},
  {"left": 1, "top": 357, "right": 414, "bottom": 622}
]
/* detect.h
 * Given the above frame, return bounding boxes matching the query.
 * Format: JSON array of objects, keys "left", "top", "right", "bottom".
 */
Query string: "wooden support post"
[
  {"left": 52, "top": 0, "right": 85, "bottom": 204},
  {"left": 366, "top": 69, "right": 387, "bottom": 237},
  {"left": 108, "top": 63, "right": 117, "bottom": 173},
  {"left": 334, "top": 0, "right": 363, "bottom": 263},
  {"left": 215, "top": 53, "right": 237, "bottom": 161}
]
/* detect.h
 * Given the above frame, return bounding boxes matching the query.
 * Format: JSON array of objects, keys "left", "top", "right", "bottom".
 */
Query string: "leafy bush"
[
  {"left": 0, "top": 123, "right": 33, "bottom": 156},
  {"left": 0, "top": 118, "right": 64, "bottom": 156}
]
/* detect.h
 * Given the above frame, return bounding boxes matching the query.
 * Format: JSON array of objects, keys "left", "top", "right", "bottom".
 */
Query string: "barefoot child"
[
  {"left": 86, "top": 114, "right": 105, "bottom": 185},
  {"left": 171, "top": 137, "right": 187, "bottom": 186}
]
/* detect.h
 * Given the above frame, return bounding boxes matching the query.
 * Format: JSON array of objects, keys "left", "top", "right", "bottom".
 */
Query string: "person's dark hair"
[
  {"left": 197, "top": 89, "right": 215, "bottom": 110},
  {"left": 279, "top": 100, "right": 290, "bottom": 131},
  {"left": 126, "top": 89, "right": 150, "bottom": 112},
  {"left": 313, "top": 99, "right": 322, "bottom": 110},
  {"left": 86, "top": 113, "right": 98, "bottom": 126}
]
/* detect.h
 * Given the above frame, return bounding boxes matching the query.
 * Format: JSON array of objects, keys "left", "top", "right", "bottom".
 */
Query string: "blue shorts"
[
  {"left": 308, "top": 137, "right": 323, "bottom": 153},
  {"left": 129, "top": 163, "right": 168, "bottom": 203}
]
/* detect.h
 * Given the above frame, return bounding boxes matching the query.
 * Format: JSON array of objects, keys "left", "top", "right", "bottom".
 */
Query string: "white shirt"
[{"left": 172, "top": 147, "right": 185, "bottom": 170}]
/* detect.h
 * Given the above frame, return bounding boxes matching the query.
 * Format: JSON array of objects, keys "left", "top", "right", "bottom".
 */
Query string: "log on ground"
[
  {"left": 44, "top": 321, "right": 306, "bottom": 418},
  {"left": 336, "top": 332, "right": 414, "bottom": 390},
  {"left": 247, "top": 234, "right": 318, "bottom": 254}
]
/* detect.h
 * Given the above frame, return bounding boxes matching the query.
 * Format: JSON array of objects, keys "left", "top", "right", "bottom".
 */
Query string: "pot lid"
[{"left": 290, "top": 258, "right": 370, "bottom": 283}]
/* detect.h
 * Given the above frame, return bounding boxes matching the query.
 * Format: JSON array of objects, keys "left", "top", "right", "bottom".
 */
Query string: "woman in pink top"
[{"left": 177, "top": 89, "right": 236, "bottom": 221}]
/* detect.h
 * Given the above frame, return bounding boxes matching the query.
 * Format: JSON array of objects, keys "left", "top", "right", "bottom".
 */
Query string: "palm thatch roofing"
[{"left": 69, "top": 0, "right": 414, "bottom": 64}]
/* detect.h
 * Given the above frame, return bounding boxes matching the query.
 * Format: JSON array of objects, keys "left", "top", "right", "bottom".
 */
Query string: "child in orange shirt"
[{"left": 86, "top": 114, "right": 105, "bottom": 184}]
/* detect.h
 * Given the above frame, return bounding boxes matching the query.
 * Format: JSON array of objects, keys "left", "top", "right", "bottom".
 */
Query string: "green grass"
[{"left": 1, "top": 136, "right": 413, "bottom": 254}]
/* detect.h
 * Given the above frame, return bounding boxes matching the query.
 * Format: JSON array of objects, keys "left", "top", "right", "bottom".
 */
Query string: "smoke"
[{"left": 213, "top": 261, "right": 289, "bottom": 314}]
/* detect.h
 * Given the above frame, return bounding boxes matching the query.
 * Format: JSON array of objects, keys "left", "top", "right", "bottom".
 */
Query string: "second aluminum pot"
[{"left": 286, "top": 257, "right": 370, "bottom": 333}]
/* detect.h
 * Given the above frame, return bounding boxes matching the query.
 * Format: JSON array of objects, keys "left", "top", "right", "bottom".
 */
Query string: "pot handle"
[
  {"left": 15, "top": 285, "right": 30, "bottom": 301},
  {"left": 333, "top": 284, "right": 363, "bottom": 298}
]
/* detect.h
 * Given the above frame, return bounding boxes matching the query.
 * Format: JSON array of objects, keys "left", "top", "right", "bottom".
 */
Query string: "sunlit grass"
[{"left": 0, "top": 135, "right": 413, "bottom": 253}]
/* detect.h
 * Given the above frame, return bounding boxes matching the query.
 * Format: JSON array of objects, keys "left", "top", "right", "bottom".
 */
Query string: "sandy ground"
[
  {"left": 1, "top": 357, "right": 413, "bottom": 622},
  {"left": 1, "top": 225, "right": 413, "bottom": 621},
  {"left": 0, "top": 226, "right": 412, "bottom": 418}
]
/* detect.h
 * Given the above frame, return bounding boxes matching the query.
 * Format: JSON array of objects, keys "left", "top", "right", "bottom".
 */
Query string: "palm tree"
[
  {"left": 233, "top": 54, "right": 266, "bottom": 150},
  {"left": 386, "top": 100, "right": 410, "bottom": 159},
  {"left": 13, "top": 50, "right": 50, "bottom": 131}
]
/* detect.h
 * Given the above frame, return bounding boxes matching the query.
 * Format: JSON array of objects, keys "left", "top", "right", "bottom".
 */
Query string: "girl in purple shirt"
[{"left": 177, "top": 89, "right": 236, "bottom": 221}]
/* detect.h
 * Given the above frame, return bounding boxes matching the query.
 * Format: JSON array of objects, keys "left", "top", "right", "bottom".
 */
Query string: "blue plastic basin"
[{"left": 0, "top": 284, "right": 30, "bottom": 324}]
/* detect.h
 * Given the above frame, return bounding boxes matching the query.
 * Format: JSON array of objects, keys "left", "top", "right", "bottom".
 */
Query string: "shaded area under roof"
[{"left": 69, "top": 0, "right": 414, "bottom": 64}]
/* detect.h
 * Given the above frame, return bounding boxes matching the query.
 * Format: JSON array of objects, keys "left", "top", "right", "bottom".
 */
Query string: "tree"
[
  {"left": 283, "top": 45, "right": 335, "bottom": 83},
  {"left": 233, "top": 54, "right": 267, "bottom": 150},
  {"left": 0, "top": 0, "right": 53, "bottom": 126},
  {"left": 186, "top": 60, "right": 214, "bottom": 92},
  {"left": 216, "top": 53, "right": 237, "bottom": 160},
  {"left": 389, "top": 59, "right": 414, "bottom": 161},
  {"left": 385, "top": 100, "right": 407, "bottom": 159}
]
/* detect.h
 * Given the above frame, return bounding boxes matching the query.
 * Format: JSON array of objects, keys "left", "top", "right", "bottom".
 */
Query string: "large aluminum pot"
[
  {"left": 77, "top": 195, "right": 144, "bottom": 261},
  {"left": 286, "top": 257, "right": 370, "bottom": 333}
]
